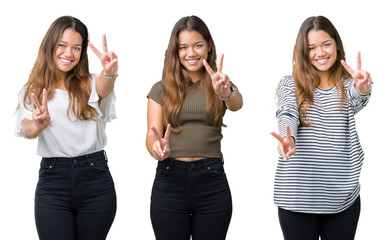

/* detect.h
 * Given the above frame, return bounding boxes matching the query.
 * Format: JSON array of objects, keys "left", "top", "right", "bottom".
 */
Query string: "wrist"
[
  {"left": 103, "top": 72, "right": 118, "bottom": 79},
  {"left": 219, "top": 86, "right": 236, "bottom": 101}
]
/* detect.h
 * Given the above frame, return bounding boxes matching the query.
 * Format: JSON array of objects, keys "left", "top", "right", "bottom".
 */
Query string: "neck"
[
  {"left": 187, "top": 70, "right": 203, "bottom": 83},
  {"left": 55, "top": 79, "right": 67, "bottom": 91},
  {"left": 318, "top": 71, "right": 334, "bottom": 89}
]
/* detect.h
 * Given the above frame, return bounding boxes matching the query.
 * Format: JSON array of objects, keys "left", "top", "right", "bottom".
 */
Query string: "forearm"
[
  {"left": 224, "top": 90, "right": 243, "bottom": 111},
  {"left": 95, "top": 71, "right": 117, "bottom": 99},
  {"left": 21, "top": 119, "right": 44, "bottom": 138},
  {"left": 146, "top": 133, "right": 165, "bottom": 161}
]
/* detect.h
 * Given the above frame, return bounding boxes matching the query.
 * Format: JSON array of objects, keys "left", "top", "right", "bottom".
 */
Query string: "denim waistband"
[
  {"left": 41, "top": 150, "right": 107, "bottom": 167},
  {"left": 161, "top": 158, "right": 223, "bottom": 169}
]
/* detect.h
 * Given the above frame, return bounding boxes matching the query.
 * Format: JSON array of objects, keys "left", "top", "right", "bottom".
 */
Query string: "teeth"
[
  {"left": 316, "top": 58, "right": 328, "bottom": 63},
  {"left": 60, "top": 58, "right": 71, "bottom": 63}
]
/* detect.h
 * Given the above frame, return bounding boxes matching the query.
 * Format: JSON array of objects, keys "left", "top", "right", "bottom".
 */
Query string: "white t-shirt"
[{"left": 15, "top": 74, "right": 116, "bottom": 158}]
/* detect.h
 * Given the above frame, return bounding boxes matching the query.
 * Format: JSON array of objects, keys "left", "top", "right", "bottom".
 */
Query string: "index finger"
[
  {"left": 341, "top": 60, "right": 355, "bottom": 76},
  {"left": 31, "top": 93, "right": 41, "bottom": 110},
  {"left": 102, "top": 34, "right": 108, "bottom": 53},
  {"left": 356, "top": 51, "right": 361, "bottom": 70},
  {"left": 203, "top": 59, "right": 215, "bottom": 76},
  {"left": 88, "top": 42, "right": 102, "bottom": 58},
  {"left": 217, "top": 53, "right": 224, "bottom": 73},
  {"left": 270, "top": 131, "right": 283, "bottom": 143},
  {"left": 150, "top": 126, "right": 162, "bottom": 141}
]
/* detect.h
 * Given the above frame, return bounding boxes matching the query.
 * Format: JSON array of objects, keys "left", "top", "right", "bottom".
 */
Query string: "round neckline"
[
  {"left": 315, "top": 86, "right": 336, "bottom": 94},
  {"left": 55, "top": 88, "right": 68, "bottom": 93}
]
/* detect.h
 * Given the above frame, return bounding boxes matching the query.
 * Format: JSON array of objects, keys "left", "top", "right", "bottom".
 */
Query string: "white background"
[{"left": 1, "top": 0, "right": 386, "bottom": 239}]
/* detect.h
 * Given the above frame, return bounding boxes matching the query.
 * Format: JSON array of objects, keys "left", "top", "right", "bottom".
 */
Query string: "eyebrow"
[
  {"left": 179, "top": 41, "right": 204, "bottom": 46},
  {"left": 59, "top": 40, "right": 82, "bottom": 46},
  {"left": 309, "top": 40, "right": 331, "bottom": 46}
]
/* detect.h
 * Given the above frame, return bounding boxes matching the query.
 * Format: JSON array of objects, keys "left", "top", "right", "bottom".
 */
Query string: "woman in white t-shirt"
[{"left": 15, "top": 16, "right": 118, "bottom": 240}]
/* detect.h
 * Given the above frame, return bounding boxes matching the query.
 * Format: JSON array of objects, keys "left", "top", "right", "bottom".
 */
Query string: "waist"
[
  {"left": 41, "top": 150, "right": 107, "bottom": 167},
  {"left": 162, "top": 158, "right": 223, "bottom": 168}
]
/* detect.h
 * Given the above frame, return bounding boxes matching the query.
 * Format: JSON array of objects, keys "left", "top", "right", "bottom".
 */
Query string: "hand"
[
  {"left": 270, "top": 125, "right": 296, "bottom": 161},
  {"left": 341, "top": 52, "right": 372, "bottom": 95},
  {"left": 89, "top": 34, "right": 118, "bottom": 76},
  {"left": 151, "top": 124, "right": 171, "bottom": 161},
  {"left": 31, "top": 88, "right": 50, "bottom": 130},
  {"left": 203, "top": 54, "right": 232, "bottom": 98}
]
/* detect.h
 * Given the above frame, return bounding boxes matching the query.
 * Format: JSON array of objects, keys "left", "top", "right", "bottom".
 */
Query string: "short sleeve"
[
  {"left": 88, "top": 74, "right": 116, "bottom": 122},
  {"left": 15, "top": 86, "right": 33, "bottom": 137},
  {"left": 147, "top": 80, "right": 164, "bottom": 105}
]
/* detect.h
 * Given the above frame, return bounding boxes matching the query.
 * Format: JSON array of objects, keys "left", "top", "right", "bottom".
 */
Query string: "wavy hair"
[
  {"left": 162, "top": 15, "right": 224, "bottom": 132},
  {"left": 293, "top": 16, "right": 351, "bottom": 126},
  {"left": 22, "top": 16, "right": 96, "bottom": 121}
]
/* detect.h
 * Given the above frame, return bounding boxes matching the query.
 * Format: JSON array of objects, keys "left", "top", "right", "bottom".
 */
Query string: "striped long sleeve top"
[{"left": 274, "top": 75, "right": 371, "bottom": 214}]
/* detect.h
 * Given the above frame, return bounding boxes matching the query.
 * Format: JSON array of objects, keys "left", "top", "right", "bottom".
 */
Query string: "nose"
[
  {"left": 316, "top": 47, "right": 325, "bottom": 57},
  {"left": 188, "top": 47, "right": 196, "bottom": 57},
  {"left": 64, "top": 47, "right": 73, "bottom": 57}
]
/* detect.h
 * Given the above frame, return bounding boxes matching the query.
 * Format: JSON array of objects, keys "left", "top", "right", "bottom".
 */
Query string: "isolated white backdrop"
[{"left": 1, "top": 0, "right": 385, "bottom": 239}]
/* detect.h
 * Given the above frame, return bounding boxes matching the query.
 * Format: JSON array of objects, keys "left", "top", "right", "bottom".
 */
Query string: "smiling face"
[
  {"left": 178, "top": 30, "right": 210, "bottom": 81},
  {"left": 308, "top": 30, "right": 337, "bottom": 73},
  {"left": 54, "top": 28, "right": 83, "bottom": 75}
]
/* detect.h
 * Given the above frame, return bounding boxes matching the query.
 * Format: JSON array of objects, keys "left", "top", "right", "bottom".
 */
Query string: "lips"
[
  {"left": 315, "top": 57, "right": 329, "bottom": 65},
  {"left": 185, "top": 58, "right": 200, "bottom": 65},
  {"left": 59, "top": 57, "right": 73, "bottom": 65}
]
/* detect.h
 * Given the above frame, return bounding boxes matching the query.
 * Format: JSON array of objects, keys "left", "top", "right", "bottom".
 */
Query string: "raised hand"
[
  {"left": 270, "top": 125, "right": 296, "bottom": 161},
  {"left": 89, "top": 34, "right": 118, "bottom": 76},
  {"left": 341, "top": 52, "right": 372, "bottom": 95},
  {"left": 203, "top": 54, "right": 232, "bottom": 98},
  {"left": 31, "top": 88, "right": 50, "bottom": 130},
  {"left": 151, "top": 124, "right": 171, "bottom": 161}
]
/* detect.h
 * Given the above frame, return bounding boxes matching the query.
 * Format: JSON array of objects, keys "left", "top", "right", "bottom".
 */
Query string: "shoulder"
[
  {"left": 149, "top": 80, "right": 164, "bottom": 94},
  {"left": 90, "top": 73, "right": 99, "bottom": 86},
  {"left": 280, "top": 75, "right": 296, "bottom": 87},
  {"left": 277, "top": 75, "right": 296, "bottom": 93},
  {"left": 147, "top": 80, "right": 164, "bottom": 105}
]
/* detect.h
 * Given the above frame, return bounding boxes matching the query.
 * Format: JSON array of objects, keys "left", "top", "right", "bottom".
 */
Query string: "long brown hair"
[
  {"left": 22, "top": 16, "right": 97, "bottom": 121},
  {"left": 293, "top": 16, "right": 351, "bottom": 126},
  {"left": 162, "top": 15, "right": 224, "bottom": 132}
]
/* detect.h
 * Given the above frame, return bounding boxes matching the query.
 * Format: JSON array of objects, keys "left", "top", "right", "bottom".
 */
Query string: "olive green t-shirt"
[{"left": 147, "top": 80, "right": 228, "bottom": 159}]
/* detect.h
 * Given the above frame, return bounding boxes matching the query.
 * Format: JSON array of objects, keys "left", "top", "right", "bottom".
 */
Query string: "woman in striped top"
[{"left": 271, "top": 16, "right": 372, "bottom": 240}]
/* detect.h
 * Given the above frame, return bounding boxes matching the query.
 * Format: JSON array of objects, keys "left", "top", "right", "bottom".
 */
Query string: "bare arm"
[
  {"left": 89, "top": 34, "right": 118, "bottom": 99},
  {"left": 223, "top": 86, "right": 243, "bottom": 111},
  {"left": 22, "top": 89, "right": 50, "bottom": 138},
  {"left": 146, "top": 98, "right": 171, "bottom": 160},
  {"left": 203, "top": 53, "right": 243, "bottom": 111}
]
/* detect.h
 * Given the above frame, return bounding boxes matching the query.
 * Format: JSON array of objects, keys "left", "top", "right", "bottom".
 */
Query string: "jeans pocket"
[
  {"left": 39, "top": 160, "right": 55, "bottom": 176},
  {"left": 155, "top": 161, "right": 172, "bottom": 177},
  {"left": 91, "top": 160, "right": 110, "bottom": 174},
  {"left": 207, "top": 163, "right": 226, "bottom": 177}
]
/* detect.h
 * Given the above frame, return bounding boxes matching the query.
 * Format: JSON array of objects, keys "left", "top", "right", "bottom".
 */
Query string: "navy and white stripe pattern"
[{"left": 274, "top": 75, "right": 371, "bottom": 214}]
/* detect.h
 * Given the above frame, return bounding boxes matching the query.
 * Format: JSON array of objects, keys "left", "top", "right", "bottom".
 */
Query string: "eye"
[
  {"left": 309, "top": 47, "right": 316, "bottom": 51},
  {"left": 58, "top": 44, "right": 66, "bottom": 48},
  {"left": 195, "top": 44, "right": 203, "bottom": 49},
  {"left": 323, "top": 43, "right": 331, "bottom": 47},
  {"left": 74, "top": 47, "right": 81, "bottom": 51},
  {"left": 179, "top": 46, "right": 187, "bottom": 50}
]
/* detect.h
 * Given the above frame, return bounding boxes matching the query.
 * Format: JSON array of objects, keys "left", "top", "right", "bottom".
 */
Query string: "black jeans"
[
  {"left": 278, "top": 196, "right": 361, "bottom": 240},
  {"left": 35, "top": 151, "right": 116, "bottom": 240},
  {"left": 151, "top": 158, "right": 232, "bottom": 240}
]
